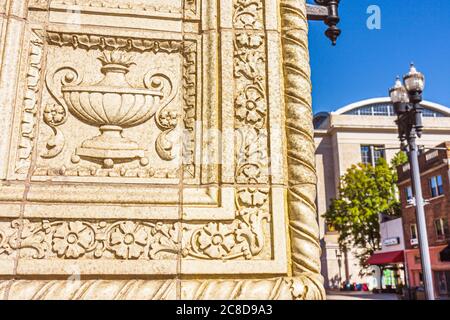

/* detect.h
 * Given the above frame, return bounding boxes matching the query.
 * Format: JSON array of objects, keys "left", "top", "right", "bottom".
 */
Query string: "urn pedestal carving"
[{"left": 0, "top": 0, "right": 324, "bottom": 300}]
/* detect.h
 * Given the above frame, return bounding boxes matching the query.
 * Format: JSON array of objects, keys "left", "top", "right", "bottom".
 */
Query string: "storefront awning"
[
  {"left": 367, "top": 250, "right": 404, "bottom": 265},
  {"left": 440, "top": 245, "right": 450, "bottom": 262}
]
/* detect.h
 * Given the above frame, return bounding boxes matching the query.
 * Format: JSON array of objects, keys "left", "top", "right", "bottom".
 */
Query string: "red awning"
[{"left": 367, "top": 250, "right": 404, "bottom": 265}]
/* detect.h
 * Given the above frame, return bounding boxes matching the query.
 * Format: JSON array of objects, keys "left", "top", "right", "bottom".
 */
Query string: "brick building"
[{"left": 397, "top": 142, "right": 450, "bottom": 298}]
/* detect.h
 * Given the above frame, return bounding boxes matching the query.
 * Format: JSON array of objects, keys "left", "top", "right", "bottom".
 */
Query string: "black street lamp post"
[{"left": 389, "top": 64, "right": 435, "bottom": 300}]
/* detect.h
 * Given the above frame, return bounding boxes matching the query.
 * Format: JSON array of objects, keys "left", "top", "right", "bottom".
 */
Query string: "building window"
[
  {"left": 429, "top": 175, "right": 444, "bottom": 198},
  {"left": 361, "top": 146, "right": 370, "bottom": 164},
  {"left": 434, "top": 218, "right": 449, "bottom": 240},
  {"left": 360, "top": 145, "right": 385, "bottom": 166},
  {"left": 410, "top": 224, "right": 418, "bottom": 240},
  {"left": 405, "top": 186, "right": 413, "bottom": 201}
]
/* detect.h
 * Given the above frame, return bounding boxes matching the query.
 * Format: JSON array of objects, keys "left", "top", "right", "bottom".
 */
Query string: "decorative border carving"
[
  {"left": 0, "top": 276, "right": 323, "bottom": 300},
  {"left": 30, "top": 0, "right": 183, "bottom": 14},
  {"left": 182, "top": 40, "right": 197, "bottom": 178},
  {"left": 0, "top": 187, "right": 270, "bottom": 261},
  {"left": 15, "top": 30, "right": 45, "bottom": 174},
  {"left": 46, "top": 31, "right": 182, "bottom": 53},
  {"left": 0, "top": 219, "right": 179, "bottom": 260},
  {"left": 234, "top": 0, "right": 269, "bottom": 184},
  {"left": 280, "top": 0, "right": 324, "bottom": 298}
]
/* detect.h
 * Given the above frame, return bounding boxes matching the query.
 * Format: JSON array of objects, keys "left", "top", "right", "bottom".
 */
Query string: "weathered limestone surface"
[{"left": 0, "top": 0, "right": 323, "bottom": 299}]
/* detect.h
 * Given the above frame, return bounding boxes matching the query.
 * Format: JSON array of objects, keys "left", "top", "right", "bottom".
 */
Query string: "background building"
[
  {"left": 397, "top": 142, "right": 450, "bottom": 298},
  {"left": 367, "top": 215, "right": 406, "bottom": 292},
  {"left": 314, "top": 97, "right": 450, "bottom": 289}
]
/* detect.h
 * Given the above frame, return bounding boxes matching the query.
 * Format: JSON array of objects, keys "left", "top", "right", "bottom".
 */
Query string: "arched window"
[{"left": 343, "top": 103, "right": 447, "bottom": 118}]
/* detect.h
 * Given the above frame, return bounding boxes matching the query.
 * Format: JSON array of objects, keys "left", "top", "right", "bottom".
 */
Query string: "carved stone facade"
[{"left": 0, "top": 0, "right": 323, "bottom": 299}]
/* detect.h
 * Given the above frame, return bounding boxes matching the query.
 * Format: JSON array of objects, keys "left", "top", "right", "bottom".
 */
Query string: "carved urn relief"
[{"left": 44, "top": 50, "right": 177, "bottom": 168}]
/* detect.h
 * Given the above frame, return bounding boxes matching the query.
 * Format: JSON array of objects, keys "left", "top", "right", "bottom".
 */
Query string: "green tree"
[
  {"left": 324, "top": 158, "right": 401, "bottom": 271},
  {"left": 390, "top": 150, "right": 408, "bottom": 168}
]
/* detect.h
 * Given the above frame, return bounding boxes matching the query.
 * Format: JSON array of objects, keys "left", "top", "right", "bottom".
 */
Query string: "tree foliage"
[
  {"left": 324, "top": 158, "right": 401, "bottom": 270},
  {"left": 390, "top": 150, "right": 408, "bottom": 168}
]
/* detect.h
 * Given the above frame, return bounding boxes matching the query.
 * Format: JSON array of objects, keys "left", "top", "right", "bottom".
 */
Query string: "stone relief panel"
[
  {"left": 12, "top": 30, "right": 201, "bottom": 183},
  {"left": 0, "top": 0, "right": 287, "bottom": 278},
  {"left": 36, "top": 33, "right": 182, "bottom": 180}
]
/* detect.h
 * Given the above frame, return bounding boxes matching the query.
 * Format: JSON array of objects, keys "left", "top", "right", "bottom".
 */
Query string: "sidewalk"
[{"left": 326, "top": 290, "right": 400, "bottom": 300}]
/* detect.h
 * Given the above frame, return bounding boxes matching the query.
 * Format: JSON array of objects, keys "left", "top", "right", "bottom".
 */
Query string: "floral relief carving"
[
  {"left": 52, "top": 221, "right": 95, "bottom": 258},
  {"left": 233, "top": 0, "right": 264, "bottom": 30},
  {"left": 0, "top": 220, "right": 180, "bottom": 260},
  {"left": 183, "top": 188, "right": 270, "bottom": 260},
  {"left": 194, "top": 223, "right": 236, "bottom": 258},
  {"left": 0, "top": 185, "right": 270, "bottom": 261},
  {"left": 109, "top": 221, "right": 148, "bottom": 259},
  {"left": 234, "top": 30, "right": 269, "bottom": 183}
]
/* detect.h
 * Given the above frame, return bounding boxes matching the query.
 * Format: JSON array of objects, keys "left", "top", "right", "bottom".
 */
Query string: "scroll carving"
[
  {"left": 42, "top": 66, "right": 82, "bottom": 159},
  {"left": 233, "top": 0, "right": 264, "bottom": 30},
  {"left": 183, "top": 188, "right": 270, "bottom": 260}
]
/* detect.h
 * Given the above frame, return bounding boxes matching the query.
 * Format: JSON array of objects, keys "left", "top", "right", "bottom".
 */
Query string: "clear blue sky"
[{"left": 307, "top": 0, "right": 450, "bottom": 114}]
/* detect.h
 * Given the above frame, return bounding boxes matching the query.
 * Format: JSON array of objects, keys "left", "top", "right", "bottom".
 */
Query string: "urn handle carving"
[
  {"left": 144, "top": 70, "right": 179, "bottom": 161},
  {"left": 42, "top": 66, "right": 83, "bottom": 159}
]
